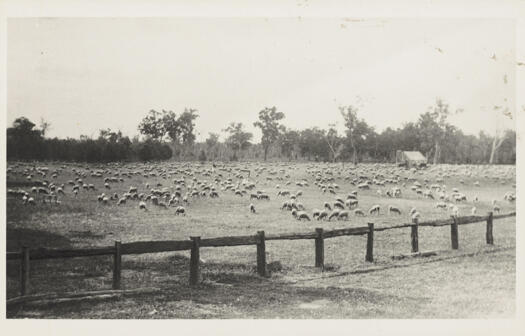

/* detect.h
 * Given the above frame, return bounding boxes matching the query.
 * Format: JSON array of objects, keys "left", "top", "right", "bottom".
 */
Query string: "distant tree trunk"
[
  {"left": 263, "top": 145, "right": 269, "bottom": 161},
  {"left": 489, "top": 136, "right": 505, "bottom": 164},
  {"left": 433, "top": 142, "right": 440, "bottom": 165}
]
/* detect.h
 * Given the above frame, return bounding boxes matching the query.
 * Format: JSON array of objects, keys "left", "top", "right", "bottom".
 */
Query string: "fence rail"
[{"left": 6, "top": 211, "right": 515, "bottom": 298}]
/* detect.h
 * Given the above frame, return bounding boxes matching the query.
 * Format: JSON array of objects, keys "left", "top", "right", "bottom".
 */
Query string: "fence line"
[{"left": 7, "top": 211, "right": 515, "bottom": 298}]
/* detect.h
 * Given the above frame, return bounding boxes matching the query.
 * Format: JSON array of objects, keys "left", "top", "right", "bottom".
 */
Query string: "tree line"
[{"left": 7, "top": 99, "right": 515, "bottom": 164}]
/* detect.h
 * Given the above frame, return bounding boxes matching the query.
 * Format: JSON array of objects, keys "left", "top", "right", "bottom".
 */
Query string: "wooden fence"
[{"left": 6, "top": 211, "right": 515, "bottom": 298}]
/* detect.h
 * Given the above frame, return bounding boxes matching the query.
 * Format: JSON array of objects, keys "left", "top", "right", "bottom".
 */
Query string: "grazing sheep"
[
  {"left": 312, "top": 209, "right": 321, "bottom": 219},
  {"left": 117, "top": 197, "right": 126, "bottom": 206},
  {"left": 388, "top": 205, "right": 401, "bottom": 215},
  {"left": 27, "top": 197, "right": 36, "bottom": 205},
  {"left": 409, "top": 207, "right": 418, "bottom": 216},
  {"left": 175, "top": 206, "right": 186, "bottom": 216},
  {"left": 317, "top": 210, "right": 328, "bottom": 221},
  {"left": 250, "top": 203, "right": 256, "bottom": 213},
  {"left": 471, "top": 207, "right": 477, "bottom": 215},
  {"left": 328, "top": 210, "right": 340, "bottom": 221},
  {"left": 338, "top": 210, "right": 349, "bottom": 220},
  {"left": 493, "top": 205, "right": 501, "bottom": 213},
  {"left": 346, "top": 199, "right": 358, "bottom": 209},
  {"left": 296, "top": 211, "right": 311, "bottom": 221},
  {"left": 139, "top": 201, "right": 148, "bottom": 211},
  {"left": 354, "top": 209, "right": 365, "bottom": 217},
  {"left": 324, "top": 202, "right": 332, "bottom": 211},
  {"left": 368, "top": 205, "right": 380, "bottom": 215},
  {"left": 333, "top": 201, "right": 345, "bottom": 210},
  {"left": 436, "top": 202, "right": 447, "bottom": 209}
]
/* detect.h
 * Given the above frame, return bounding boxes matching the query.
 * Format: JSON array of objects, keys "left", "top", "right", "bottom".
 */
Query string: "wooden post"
[
  {"left": 366, "top": 223, "right": 374, "bottom": 262},
  {"left": 315, "top": 228, "right": 324, "bottom": 269},
  {"left": 256, "top": 231, "right": 267, "bottom": 277},
  {"left": 112, "top": 241, "right": 122, "bottom": 290},
  {"left": 486, "top": 212, "right": 494, "bottom": 245},
  {"left": 451, "top": 216, "right": 459, "bottom": 250},
  {"left": 411, "top": 217, "right": 419, "bottom": 253},
  {"left": 189, "top": 236, "right": 201, "bottom": 286},
  {"left": 20, "top": 246, "right": 30, "bottom": 296}
]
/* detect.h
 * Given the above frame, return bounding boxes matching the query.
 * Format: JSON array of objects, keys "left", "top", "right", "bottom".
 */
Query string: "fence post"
[
  {"left": 189, "top": 236, "right": 201, "bottom": 286},
  {"left": 366, "top": 223, "right": 374, "bottom": 262},
  {"left": 451, "top": 216, "right": 459, "bottom": 250},
  {"left": 486, "top": 212, "right": 494, "bottom": 245},
  {"left": 112, "top": 241, "right": 122, "bottom": 290},
  {"left": 315, "top": 228, "right": 324, "bottom": 269},
  {"left": 256, "top": 231, "right": 267, "bottom": 277},
  {"left": 20, "top": 246, "right": 30, "bottom": 296},
  {"left": 411, "top": 217, "right": 419, "bottom": 253}
]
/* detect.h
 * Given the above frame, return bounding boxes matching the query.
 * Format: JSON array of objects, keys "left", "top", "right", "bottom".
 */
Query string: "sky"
[{"left": 7, "top": 17, "right": 518, "bottom": 142}]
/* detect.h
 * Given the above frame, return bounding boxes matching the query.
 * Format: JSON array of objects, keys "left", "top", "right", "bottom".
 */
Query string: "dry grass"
[{"left": 5, "top": 161, "right": 516, "bottom": 318}]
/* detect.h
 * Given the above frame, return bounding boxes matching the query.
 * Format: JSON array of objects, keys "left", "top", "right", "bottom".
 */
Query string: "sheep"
[
  {"left": 354, "top": 209, "right": 365, "bottom": 217},
  {"left": 471, "top": 207, "right": 477, "bottom": 215},
  {"left": 436, "top": 202, "right": 447, "bottom": 209},
  {"left": 317, "top": 210, "right": 328, "bottom": 221},
  {"left": 388, "top": 205, "right": 401, "bottom": 215},
  {"left": 493, "top": 205, "right": 501, "bottom": 213},
  {"left": 296, "top": 211, "right": 311, "bottom": 221},
  {"left": 346, "top": 199, "right": 358, "bottom": 209},
  {"left": 312, "top": 209, "right": 321, "bottom": 219},
  {"left": 368, "top": 205, "right": 380, "bottom": 215},
  {"left": 328, "top": 210, "right": 340, "bottom": 221},
  {"left": 139, "top": 201, "right": 148, "bottom": 211},
  {"left": 324, "top": 202, "right": 332, "bottom": 211},
  {"left": 117, "top": 197, "right": 126, "bottom": 206},
  {"left": 27, "top": 197, "right": 36, "bottom": 205},
  {"left": 250, "top": 203, "right": 256, "bottom": 213},
  {"left": 334, "top": 202, "right": 345, "bottom": 210},
  {"left": 175, "top": 206, "right": 186, "bottom": 216},
  {"left": 338, "top": 210, "right": 349, "bottom": 220},
  {"left": 104, "top": 183, "right": 111, "bottom": 189},
  {"left": 409, "top": 207, "right": 418, "bottom": 216},
  {"left": 450, "top": 205, "right": 459, "bottom": 217}
]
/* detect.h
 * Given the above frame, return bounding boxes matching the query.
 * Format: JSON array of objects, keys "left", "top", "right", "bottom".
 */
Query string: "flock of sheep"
[{"left": 6, "top": 161, "right": 516, "bottom": 227}]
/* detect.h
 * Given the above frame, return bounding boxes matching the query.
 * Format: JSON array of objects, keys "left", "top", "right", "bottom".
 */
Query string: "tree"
[
  {"left": 253, "top": 107, "right": 286, "bottom": 161},
  {"left": 417, "top": 98, "right": 460, "bottom": 164},
  {"left": 340, "top": 105, "right": 372, "bottom": 164},
  {"left": 178, "top": 108, "right": 199, "bottom": 145},
  {"left": 489, "top": 106, "right": 511, "bottom": 164},
  {"left": 205, "top": 132, "right": 220, "bottom": 160},
  {"left": 39, "top": 117, "right": 52, "bottom": 137},
  {"left": 138, "top": 109, "right": 165, "bottom": 141},
  {"left": 325, "top": 124, "right": 344, "bottom": 162},
  {"left": 280, "top": 128, "right": 300, "bottom": 160},
  {"left": 223, "top": 122, "right": 253, "bottom": 159},
  {"left": 7, "top": 117, "right": 45, "bottom": 160}
]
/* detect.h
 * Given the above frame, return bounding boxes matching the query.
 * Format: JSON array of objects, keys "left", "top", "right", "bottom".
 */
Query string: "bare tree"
[{"left": 39, "top": 118, "right": 52, "bottom": 137}]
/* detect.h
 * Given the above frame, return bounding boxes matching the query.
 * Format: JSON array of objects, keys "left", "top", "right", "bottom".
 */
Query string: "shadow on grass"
[{"left": 7, "top": 228, "right": 73, "bottom": 251}]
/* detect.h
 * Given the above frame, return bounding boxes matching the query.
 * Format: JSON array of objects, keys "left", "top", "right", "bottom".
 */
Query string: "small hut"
[{"left": 396, "top": 150, "right": 427, "bottom": 168}]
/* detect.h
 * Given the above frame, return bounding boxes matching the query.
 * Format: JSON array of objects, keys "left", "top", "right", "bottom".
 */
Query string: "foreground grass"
[{"left": 7, "top": 246, "right": 514, "bottom": 318}]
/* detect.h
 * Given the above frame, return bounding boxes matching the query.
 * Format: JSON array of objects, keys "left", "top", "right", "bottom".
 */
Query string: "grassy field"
[{"left": 5, "top": 161, "right": 516, "bottom": 318}]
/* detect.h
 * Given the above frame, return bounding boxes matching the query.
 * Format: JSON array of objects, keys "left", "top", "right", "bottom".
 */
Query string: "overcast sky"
[{"left": 7, "top": 17, "right": 517, "bottom": 141}]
